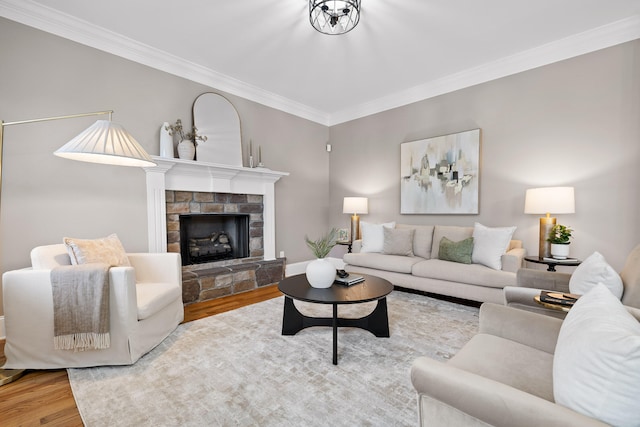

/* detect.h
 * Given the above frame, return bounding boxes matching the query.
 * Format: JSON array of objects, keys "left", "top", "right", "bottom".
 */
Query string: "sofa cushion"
[
  {"left": 383, "top": 227, "right": 415, "bottom": 256},
  {"left": 396, "top": 224, "right": 434, "bottom": 259},
  {"left": 412, "top": 259, "right": 516, "bottom": 288},
  {"left": 343, "top": 252, "right": 425, "bottom": 274},
  {"left": 553, "top": 283, "right": 640, "bottom": 427},
  {"left": 136, "top": 281, "right": 182, "bottom": 320},
  {"left": 360, "top": 221, "right": 396, "bottom": 253},
  {"left": 449, "top": 333, "right": 554, "bottom": 402},
  {"left": 471, "top": 223, "right": 516, "bottom": 270},
  {"left": 569, "top": 251, "right": 623, "bottom": 298},
  {"left": 438, "top": 237, "right": 474, "bottom": 264},
  {"left": 63, "top": 234, "right": 131, "bottom": 267},
  {"left": 430, "top": 226, "right": 473, "bottom": 260}
]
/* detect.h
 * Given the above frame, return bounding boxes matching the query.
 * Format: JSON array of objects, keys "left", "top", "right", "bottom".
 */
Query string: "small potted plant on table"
[
  {"left": 304, "top": 228, "right": 338, "bottom": 288},
  {"left": 548, "top": 224, "right": 573, "bottom": 259}
]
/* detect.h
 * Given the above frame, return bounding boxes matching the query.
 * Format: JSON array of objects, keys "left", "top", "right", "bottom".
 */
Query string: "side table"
[
  {"left": 337, "top": 241, "right": 352, "bottom": 253},
  {"left": 524, "top": 256, "right": 581, "bottom": 272}
]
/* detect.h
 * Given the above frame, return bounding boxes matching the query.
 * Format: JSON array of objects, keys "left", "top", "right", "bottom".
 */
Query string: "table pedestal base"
[{"left": 281, "top": 296, "right": 390, "bottom": 365}]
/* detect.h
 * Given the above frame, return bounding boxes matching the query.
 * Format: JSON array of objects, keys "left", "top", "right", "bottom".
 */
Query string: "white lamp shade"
[
  {"left": 54, "top": 120, "right": 156, "bottom": 167},
  {"left": 524, "top": 187, "right": 575, "bottom": 214},
  {"left": 343, "top": 197, "right": 368, "bottom": 214}
]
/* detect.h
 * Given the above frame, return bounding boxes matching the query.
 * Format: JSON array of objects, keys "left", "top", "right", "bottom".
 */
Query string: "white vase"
[
  {"left": 550, "top": 243, "right": 570, "bottom": 259},
  {"left": 177, "top": 140, "right": 196, "bottom": 160},
  {"left": 305, "top": 258, "right": 336, "bottom": 288},
  {"left": 159, "top": 122, "right": 174, "bottom": 158}
]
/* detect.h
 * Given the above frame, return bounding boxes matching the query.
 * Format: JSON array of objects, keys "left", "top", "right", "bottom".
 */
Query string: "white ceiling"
[{"left": 1, "top": 0, "right": 640, "bottom": 125}]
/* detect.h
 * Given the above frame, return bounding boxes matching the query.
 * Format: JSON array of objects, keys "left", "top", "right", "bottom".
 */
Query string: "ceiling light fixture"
[{"left": 309, "top": 0, "right": 361, "bottom": 35}]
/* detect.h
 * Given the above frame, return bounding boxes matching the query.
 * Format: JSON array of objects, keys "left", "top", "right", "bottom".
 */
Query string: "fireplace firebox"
[{"left": 179, "top": 214, "right": 249, "bottom": 266}]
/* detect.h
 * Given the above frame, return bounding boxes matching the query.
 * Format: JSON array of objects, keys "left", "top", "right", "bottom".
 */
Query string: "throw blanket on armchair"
[{"left": 51, "top": 263, "right": 111, "bottom": 351}]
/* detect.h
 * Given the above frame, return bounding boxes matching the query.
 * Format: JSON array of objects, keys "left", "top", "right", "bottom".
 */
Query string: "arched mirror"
[{"left": 192, "top": 93, "right": 242, "bottom": 166}]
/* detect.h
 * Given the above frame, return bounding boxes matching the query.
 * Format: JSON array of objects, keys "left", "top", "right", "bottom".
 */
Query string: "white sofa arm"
[
  {"left": 501, "top": 247, "right": 526, "bottom": 273},
  {"left": 2, "top": 266, "right": 139, "bottom": 368},
  {"left": 411, "top": 357, "right": 607, "bottom": 427}
]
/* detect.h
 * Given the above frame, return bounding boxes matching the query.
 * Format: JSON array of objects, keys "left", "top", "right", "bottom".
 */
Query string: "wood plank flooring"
[{"left": 0, "top": 284, "right": 282, "bottom": 426}]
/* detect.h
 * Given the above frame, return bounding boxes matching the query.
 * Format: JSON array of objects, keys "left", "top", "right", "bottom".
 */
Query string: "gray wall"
[
  {"left": 329, "top": 40, "right": 640, "bottom": 272},
  {"left": 0, "top": 18, "right": 329, "bottom": 315},
  {"left": 1, "top": 17, "right": 639, "bottom": 318}
]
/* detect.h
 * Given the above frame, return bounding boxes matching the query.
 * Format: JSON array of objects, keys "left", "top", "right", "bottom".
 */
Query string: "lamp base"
[
  {"left": 539, "top": 216, "right": 556, "bottom": 258},
  {"left": 350, "top": 214, "right": 361, "bottom": 242}
]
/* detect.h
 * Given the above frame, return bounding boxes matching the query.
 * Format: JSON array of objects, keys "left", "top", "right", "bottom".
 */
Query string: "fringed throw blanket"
[{"left": 51, "top": 263, "right": 111, "bottom": 351}]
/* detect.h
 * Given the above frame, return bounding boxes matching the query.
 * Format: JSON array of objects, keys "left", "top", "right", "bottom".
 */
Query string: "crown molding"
[
  {"left": 2, "top": 1, "right": 638, "bottom": 128},
  {"left": 0, "top": 0, "right": 331, "bottom": 126},
  {"left": 328, "top": 15, "right": 640, "bottom": 126}
]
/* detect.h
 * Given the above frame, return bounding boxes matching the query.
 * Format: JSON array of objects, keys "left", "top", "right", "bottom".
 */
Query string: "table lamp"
[
  {"left": 343, "top": 197, "right": 368, "bottom": 242},
  {"left": 524, "top": 187, "right": 575, "bottom": 258}
]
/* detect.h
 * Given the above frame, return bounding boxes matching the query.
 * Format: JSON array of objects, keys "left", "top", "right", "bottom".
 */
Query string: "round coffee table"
[{"left": 278, "top": 273, "right": 393, "bottom": 365}]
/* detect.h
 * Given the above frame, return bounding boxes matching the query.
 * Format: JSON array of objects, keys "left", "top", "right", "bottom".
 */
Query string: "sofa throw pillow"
[
  {"left": 63, "top": 234, "right": 130, "bottom": 267},
  {"left": 382, "top": 227, "right": 415, "bottom": 256},
  {"left": 360, "top": 221, "right": 396, "bottom": 253},
  {"left": 430, "top": 226, "right": 473, "bottom": 260},
  {"left": 471, "top": 223, "right": 516, "bottom": 270},
  {"left": 553, "top": 283, "right": 640, "bottom": 427},
  {"left": 438, "top": 237, "right": 474, "bottom": 264},
  {"left": 569, "top": 251, "right": 623, "bottom": 298}
]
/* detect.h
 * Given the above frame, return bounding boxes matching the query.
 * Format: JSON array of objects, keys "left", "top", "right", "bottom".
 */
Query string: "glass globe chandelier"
[{"left": 309, "top": 0, "right": 361, "bottom": 35}]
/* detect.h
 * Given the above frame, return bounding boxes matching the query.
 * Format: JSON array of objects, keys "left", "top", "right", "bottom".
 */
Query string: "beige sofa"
[
  {"left": 343, "top": 224, "right": 526, "bottom": 304},
  {"left": 411, "top": 300, "right": 640, "bottom": 426}
]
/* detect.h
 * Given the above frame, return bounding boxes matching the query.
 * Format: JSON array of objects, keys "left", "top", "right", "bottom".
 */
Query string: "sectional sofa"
[{"left": 343, "top": 223, "right": 526, "bottom": 304}]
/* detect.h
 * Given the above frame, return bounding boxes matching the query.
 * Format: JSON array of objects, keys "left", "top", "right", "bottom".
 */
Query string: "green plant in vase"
[
  {"left": 305, "top": 228, "right": 338, "bottom": 259},
  {"left": 304, "top": 228, "right": 339, "bottom": 288},
  {"left": 548, "top": 224, "right": 573, "bottom": 259}
]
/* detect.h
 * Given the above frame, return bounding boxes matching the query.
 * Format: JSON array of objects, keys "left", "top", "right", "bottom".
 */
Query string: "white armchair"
[{"left": 2, "top": 244, "right": 183, "bottom": 369}]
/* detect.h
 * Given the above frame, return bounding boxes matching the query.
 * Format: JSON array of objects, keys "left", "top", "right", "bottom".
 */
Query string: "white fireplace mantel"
[{"left": 144, "top": 156, "right": 289, "bottom": 259}]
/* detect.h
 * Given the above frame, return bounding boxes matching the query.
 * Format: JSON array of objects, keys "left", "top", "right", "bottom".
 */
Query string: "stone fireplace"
[{"left": 145, "top": 157, "right": 288, "bottom": 304}]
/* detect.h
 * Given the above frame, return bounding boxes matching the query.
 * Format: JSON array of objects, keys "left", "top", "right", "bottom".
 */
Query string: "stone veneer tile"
[
  {"left": 175, "top": 191, "right": 193, "bottom": 202},
  {"left": 194, "top": 192, "right": 214, "bottom": 202}
]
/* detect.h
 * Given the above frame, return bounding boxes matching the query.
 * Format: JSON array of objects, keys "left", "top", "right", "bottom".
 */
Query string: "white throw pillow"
[
  {"left": 569, "top": 251, "right": 623, "bottom": 298},
  {"left": 553, "top": 283, "right": 640, "bottom": 427},
  {"left": 471, "top": 223, "right": 516, "bottom": 270},
  {"left": 360, "top": 221, "right": 395, "bottom": 253}
]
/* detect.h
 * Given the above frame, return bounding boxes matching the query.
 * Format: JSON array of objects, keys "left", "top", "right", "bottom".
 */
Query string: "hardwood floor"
[{"left": 0, "top": 284, "right": 282, "bottom": 426}]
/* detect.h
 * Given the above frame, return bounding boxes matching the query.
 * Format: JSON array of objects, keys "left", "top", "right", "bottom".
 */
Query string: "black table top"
[
  {"left": 278, "top": 273, "right": 393, "bottom": 305},
  {"left": 524, "top": 256, "right": 582, "bottom": 266}
]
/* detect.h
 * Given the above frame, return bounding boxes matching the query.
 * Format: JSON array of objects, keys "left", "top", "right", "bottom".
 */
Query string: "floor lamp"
[
  {"left": 524, "top": 187, "right": 575, "bottom": 258},
  {"left": 0, "top": 110, "right": 156, "bottom": 386},
  {"left": 343, "top": 197, "right": 368, "bottom": 242}
]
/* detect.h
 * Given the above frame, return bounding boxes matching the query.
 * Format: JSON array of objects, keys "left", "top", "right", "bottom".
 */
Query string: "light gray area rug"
[{"left": 68, "top": 291, "right": 479, "bottom": 426}]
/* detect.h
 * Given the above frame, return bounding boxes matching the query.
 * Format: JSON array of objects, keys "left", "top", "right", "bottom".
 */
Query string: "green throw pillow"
[{"left": 438, "top": 237, "right": 474, "bottom": 264}]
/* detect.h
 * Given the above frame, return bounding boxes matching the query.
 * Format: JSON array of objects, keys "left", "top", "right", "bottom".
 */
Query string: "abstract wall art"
[{"left": 400, "top": 129, "right": 480, "bottom": 214}]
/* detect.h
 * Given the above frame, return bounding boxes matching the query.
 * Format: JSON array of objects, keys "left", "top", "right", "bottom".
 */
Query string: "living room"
[{"left": 1, "top": 1, "right": 639, "bottom": 425}]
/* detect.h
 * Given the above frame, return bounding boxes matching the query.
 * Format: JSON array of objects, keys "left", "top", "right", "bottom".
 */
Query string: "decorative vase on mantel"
[
  {"left": 177, "top": 139, "right": 196, "bottom": 160},
  {"left": 305, "top": 258, "right": 335, "bottom": 288},
  {"left": 550, "top": 243, "right": 570, "bottom": 259}
]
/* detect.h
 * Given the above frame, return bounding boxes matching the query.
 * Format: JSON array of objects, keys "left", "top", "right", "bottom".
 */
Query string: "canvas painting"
[{"left": 400, "top": 129, "right": 480, "bottom": 214}]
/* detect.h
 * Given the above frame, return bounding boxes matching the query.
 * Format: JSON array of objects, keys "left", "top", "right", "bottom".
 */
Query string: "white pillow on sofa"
[
  {"left": 553, "top": 283, "right": 640, "bottom": 427},
  {"left": 360, "top": 221, "right": 395, "bottom": 253},
  {"left": 569, "top": 251, "right": 623, "bottom": 298},
  {"left": 471, "top": 223, "right": 516, "bottom": 270}
]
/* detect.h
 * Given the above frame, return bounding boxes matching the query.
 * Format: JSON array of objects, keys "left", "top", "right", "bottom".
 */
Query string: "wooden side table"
[
  {"left": 533, "top": 295, "right": 572, "bottom": 312},
  {"left": 524, "top": 256, "right": 581, "bottom": 272}
]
